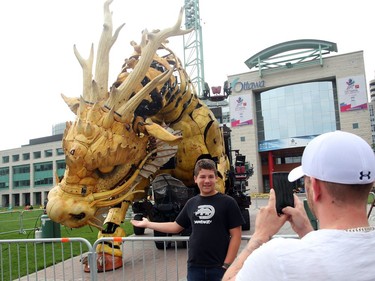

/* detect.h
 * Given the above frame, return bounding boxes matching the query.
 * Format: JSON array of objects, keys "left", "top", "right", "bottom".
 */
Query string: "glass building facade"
[{"left": 256, "top": 81, "right": 340, "bottom": 142}]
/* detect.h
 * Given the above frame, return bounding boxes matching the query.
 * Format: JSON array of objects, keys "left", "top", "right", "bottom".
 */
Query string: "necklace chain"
[{"left": 345, "top": 226, "right": 375, "bottom": 232}]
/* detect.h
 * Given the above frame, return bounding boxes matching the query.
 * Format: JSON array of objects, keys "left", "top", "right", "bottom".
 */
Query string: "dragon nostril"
[{"left": 71, "top": 212, "right": 86, "bottom": 220}]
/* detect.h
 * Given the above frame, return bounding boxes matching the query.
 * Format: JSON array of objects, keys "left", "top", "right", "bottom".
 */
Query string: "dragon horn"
[
  {"left": 115, "top": 68, "right": 173, "bottom": 119},
  {"left": 105, "top": 7, "right": 192, "bottom": 111},
  {"left": 74, "top": 0, "right": 124, "bottom": 103}
]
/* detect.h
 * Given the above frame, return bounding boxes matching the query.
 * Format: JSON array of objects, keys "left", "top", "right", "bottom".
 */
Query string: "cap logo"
[{"left": 359, "top": 171, "right": 371, "bottom": 180}]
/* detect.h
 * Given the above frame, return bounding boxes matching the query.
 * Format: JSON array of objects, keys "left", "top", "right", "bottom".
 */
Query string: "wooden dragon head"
[{"left": 46, "top": 0, "right": 191, "bottom": 229}]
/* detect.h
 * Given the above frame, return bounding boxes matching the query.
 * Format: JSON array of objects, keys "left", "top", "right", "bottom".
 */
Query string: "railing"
[
  {"left": 0, "top": 234, "right": 298, "bottom": 281},
  {"left": 92, "top": 236, "right": 190, "bottom": 281},
  {"left": 0, "top": 236, "right": 190, "bottom": 281},
  {"left": 0, "top": 237, "right": 92, "bottom": 281},
  {"left": 0, "top": 209, "right": 44, "bottom": 235}
]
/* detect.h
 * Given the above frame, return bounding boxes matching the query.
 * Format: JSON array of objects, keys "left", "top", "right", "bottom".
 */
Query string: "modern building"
[
  {"left": 228, "top": 39, "right": 372, "bottom": 193},
  {"left": 0, "top": 125, "right": 66, "bottom": 208}
]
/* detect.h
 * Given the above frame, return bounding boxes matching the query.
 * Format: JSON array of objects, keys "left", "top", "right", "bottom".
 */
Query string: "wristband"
[{"left": 222, "top": 262, "right": 231, "bottom": 269}]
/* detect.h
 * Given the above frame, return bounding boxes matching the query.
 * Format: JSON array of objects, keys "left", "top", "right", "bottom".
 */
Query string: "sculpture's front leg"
[{"left": 84, "top": 202, "right": 128, "bottom": 272}]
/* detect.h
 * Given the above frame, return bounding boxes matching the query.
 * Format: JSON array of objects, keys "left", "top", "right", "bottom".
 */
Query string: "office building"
[
  {"left": 228, "top": 39, "right": 372, "bottom": 193},
  {"left": 0, "top": 125, "right": 65, "bottom": 207}
]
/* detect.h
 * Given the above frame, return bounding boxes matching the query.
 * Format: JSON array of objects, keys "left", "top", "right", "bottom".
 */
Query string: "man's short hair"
[{"left": 323, "top": 181, "right": 373, "bottom": 203}]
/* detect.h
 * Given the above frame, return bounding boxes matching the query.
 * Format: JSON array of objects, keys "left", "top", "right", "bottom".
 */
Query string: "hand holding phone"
[
  {"left": 274, "top": 185, "right": 294, "bottom": 214},
  {"left": 272, "top": 173, "right": 295, "bottom": 214}
]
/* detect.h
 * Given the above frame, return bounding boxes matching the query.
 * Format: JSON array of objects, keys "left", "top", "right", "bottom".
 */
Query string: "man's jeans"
[{"left": 187, "top": 265, "right": 226, "bottom": 281}]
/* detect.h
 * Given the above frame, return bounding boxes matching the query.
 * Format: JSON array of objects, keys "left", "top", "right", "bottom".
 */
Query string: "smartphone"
[{"left": 272, "top": 173, "right": 294, "bottom": 214}]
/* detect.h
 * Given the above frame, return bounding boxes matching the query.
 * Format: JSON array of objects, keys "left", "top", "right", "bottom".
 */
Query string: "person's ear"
[{"left": 311, "top": 177, "right": 321, "bottom": 202}]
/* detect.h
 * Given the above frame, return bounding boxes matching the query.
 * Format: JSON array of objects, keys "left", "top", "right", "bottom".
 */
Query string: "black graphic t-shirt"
[{"left": 176, "top": 193, "right": 244, "bottom": 267}]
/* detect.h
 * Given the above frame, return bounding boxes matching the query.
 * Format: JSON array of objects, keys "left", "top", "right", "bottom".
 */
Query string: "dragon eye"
[{"left": 70, "top": 149, "right": 75, "bottom": 155}]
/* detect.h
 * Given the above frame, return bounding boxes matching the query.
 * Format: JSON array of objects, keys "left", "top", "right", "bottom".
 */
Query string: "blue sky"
[{"left": 0, "top": 0, "right": 373, "bottom": 150}]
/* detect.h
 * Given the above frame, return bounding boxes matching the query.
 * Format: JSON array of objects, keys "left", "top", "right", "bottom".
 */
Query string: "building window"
[
  {"left": 13, "top": 165, "right": 30, "bottom": 174},
  {"left": 56, "top": 148, "right": 64, "bottom": 156},
  {"left": 34, "top": 162, "right": 53, "bottom": 172},
  {"left": 0, "top": 167, "right": 9, "bottom": 176},
  {"left": 33, "top": 151, "right": 41, "bottom": 159},
  {"left": 56, "top": 160, "right": 66, "bottom": 180},
  {"left": 56, "top": 161, "right": 66, "bottom": 170},
  {"left": 285, "top": 156, "right": 302, "bottom": 164},
  {"left": 13, "top": 165, "right": 31, "bottom": 188},
  {"left": 13, "top": 180, "right": 30, "bottom": 188},
  {"left": 2, "top": 156, "right": 9, "bottom": 163},
  {"left": 275, "top": 156, "right": 302, "bottom": 164},
  {"left": 240, "top": 136, "right": 246, "bottom": 142},
  {"left": 22, "top": 153, "right": 30, "bottom": 160},
  {"left": 34, "top": 162, "right": 53, "bottom": 187},
  {"left": 353, "top": 123, "right": 359, "bottom": 129},
  {"left": 44, "top": 149, "right": 53, "bottom": 157},
  {"left": 34, "top": 177, "right": 53, "bottom": 186},
  {"left": 12, "top": 154, "right": 20, "bottom": 162},
  {"left": 0, "top": 167, "right": 9, "bottom": 189}
]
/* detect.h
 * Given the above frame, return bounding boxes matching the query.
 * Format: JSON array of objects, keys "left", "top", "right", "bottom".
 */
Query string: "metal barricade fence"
[
  {"left": 0, "top": 234, "right": 298, "bottom": 281},
  {"left": 0, "top": 235, "right": 190, "bottom": 281},
  {"left": 0, "top": 209, "right": 44, "bottom": 236},
  {"left": 91, "top": 236, "right": 190, "bottom": 281},
  {"left": 0, "top": 237, "right": 93, "bottom": 281}
]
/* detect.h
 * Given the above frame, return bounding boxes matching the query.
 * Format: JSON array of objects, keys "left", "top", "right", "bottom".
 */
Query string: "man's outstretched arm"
[{"left": 131, "top": 217, "right": 184, "bottom": 234}]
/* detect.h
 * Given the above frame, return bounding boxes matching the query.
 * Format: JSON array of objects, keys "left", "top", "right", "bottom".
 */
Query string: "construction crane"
[
  {"left": 183, "top": 0, "right": 205, "bottom": 98},
  {"left": 183, "top": 0, "right": 231, "bottom": 124}
]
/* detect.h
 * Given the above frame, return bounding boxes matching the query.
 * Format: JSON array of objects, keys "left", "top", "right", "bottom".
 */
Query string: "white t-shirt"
[{"left": 237, "top": 229, "right": 375, "bottom": 281}]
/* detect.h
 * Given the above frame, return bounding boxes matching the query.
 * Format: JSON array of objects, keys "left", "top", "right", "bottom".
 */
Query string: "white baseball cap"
[{"left": 288, "top": 131, "right": 375, "bottom": 184}]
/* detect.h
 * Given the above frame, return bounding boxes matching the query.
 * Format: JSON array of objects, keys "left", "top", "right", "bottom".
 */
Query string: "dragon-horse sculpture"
[{"left": 46, "top": 0, "right": 230, "bottom": 272}]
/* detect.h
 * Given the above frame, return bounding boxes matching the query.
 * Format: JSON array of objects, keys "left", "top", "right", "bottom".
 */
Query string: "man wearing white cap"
[{"left": 223, "top": 130, "right": 375, "bottom": 280}]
